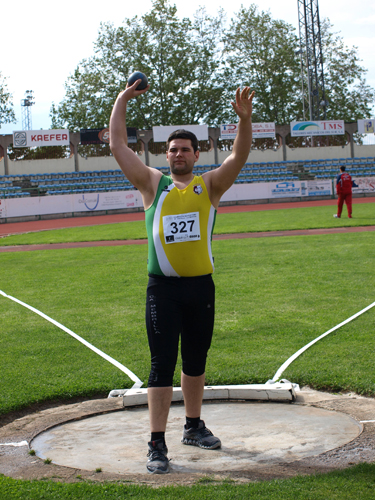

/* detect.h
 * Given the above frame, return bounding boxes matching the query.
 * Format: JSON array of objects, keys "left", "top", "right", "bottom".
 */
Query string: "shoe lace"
[
  {"left": 199, "top": 426, "right": 213, "bottom": 437},
  {"left": 147, "top": 448, "right": 168, "bottom": 461}
]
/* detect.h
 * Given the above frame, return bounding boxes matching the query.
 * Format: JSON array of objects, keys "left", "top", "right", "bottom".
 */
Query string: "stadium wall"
[
  {"left": 0, "top": 149, "right": 285, "bottom": 175},
  {"left": 2, "top": 144, "right": 375, "bottom": 178},
  {"left": 1, "top": 177, "right": 374, "bottom": 222},
  {"left": 2, "top": 179, "right": 329, "bottom": 220},
  {"left": 287, "top": 144, "right": 351, "bottom": 160}
]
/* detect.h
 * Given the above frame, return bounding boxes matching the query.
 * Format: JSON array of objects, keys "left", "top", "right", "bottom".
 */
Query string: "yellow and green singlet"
[{"left": 145, "top": 175, "right": 217, "bottom": 277}]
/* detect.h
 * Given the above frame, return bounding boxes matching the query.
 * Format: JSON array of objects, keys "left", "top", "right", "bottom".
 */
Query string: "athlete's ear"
[{"left": 194, "top": 150, "right": 200, "bottom": 162}]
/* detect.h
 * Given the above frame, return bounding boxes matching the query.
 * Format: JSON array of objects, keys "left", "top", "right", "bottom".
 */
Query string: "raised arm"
[
  {"left": 203, "top": 87, "right": 255, "bottom": 208},
  {"left": 109, "top": 81, "right": 162, "bottom": 208}
]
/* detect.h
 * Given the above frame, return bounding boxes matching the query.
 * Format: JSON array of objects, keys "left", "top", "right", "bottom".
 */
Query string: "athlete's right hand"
[{"left": 120, "top": 80, "right": 150, "bottom": 101}]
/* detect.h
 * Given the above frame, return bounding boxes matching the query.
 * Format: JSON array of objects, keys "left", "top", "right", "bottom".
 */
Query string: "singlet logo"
[{"left": 193, "top": 184, "right": 203, "bottom": 195}]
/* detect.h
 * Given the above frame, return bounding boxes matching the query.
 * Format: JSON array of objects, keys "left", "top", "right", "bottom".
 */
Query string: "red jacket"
[{"left": 336, "top": 172, "right": 352, "bottom": 195}]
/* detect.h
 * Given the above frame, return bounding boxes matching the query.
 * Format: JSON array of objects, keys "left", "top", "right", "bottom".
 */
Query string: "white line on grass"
[
  {"left": 0, "top": 290, "right": 143, "bottom": 389},
  {"left": 271, "top": 301, "right": 375, "bottom": 383}
]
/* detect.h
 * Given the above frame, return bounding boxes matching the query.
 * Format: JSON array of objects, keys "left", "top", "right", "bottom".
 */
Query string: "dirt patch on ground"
[{"left": 0, "top": 389, "right": 374, "bottom": 486}]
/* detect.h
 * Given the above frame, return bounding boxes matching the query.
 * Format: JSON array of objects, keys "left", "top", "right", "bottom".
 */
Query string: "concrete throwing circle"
[{"left": 31, "top": 401, "right": 362, "bottom": 475}]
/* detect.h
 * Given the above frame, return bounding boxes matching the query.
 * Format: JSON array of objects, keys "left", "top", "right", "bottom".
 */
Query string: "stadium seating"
[{"left": 1, "top": 158, "right": 375, "bottom": 198}]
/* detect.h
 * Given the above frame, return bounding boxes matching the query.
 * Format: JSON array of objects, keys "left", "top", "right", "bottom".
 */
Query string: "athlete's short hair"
[
  {"left": 166, "top": 129, "right": 199, "bottom": 153},
  {"left": 340, "top": 166, "right": 346, "bottom": 172}
]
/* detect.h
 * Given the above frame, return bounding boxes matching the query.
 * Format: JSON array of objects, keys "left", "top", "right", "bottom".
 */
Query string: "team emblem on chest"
[{"left": 193, "top": 184, "right": 203, "bottom": 195}]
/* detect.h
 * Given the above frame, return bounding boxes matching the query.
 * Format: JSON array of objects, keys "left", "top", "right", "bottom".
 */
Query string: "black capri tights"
[{"left": 146, "top": 274, "right": 215, "bottom": 387}]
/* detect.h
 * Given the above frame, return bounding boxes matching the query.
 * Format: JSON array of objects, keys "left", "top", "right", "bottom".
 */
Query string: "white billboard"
[
  {"left": 269, "top": 179, "right": 332, "bottom": 198},
  {"left": 220, "top": 122, "right": 275, "bottom": 140},
  {"left": 352, "top": 177, "right": 375, "bottom": 193},
  {"left": 1, "top": 190, "right": 143, "bottom": 219},
  {"left": 290, "top": 121, "right": 345, "bottom": 137},
  {"left": 72, "top": 191, "right": 143, "bottom": 212},
  {"left": 152, "top": 125, "right": 208, "bottom": 142},
  {"left": 12, "top": 130, "right": 70, "bottom": 148},
  {"left": 357, "top": 119, "right": 375, "bottom": 134},
  {"left": 0, "top": 199, "right": 6, "bottom": 218}
]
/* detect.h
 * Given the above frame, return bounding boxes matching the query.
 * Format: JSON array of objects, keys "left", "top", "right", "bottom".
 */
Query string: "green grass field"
[
  {"left": 1, "top": 463, "right": 375, "bottom": 499},
  {"left": 1, "top": 201, "right": 375, "bottom": 246},
  {"left": 1, "top": 202, "right": 374, "bottom": 499}
]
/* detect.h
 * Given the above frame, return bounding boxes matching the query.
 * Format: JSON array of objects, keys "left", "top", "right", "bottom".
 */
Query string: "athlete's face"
[{"left": 166, "top": 139, "right": 199, "bottom": 176}]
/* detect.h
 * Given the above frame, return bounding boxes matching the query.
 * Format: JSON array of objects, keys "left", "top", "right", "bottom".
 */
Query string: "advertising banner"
[
  {"left": 13, "top": 130, "right": 70, "bottom": 147},
  {"left": 352, "top": 177, "right": 375, "bottom": 193},
  {"left": 220, "top": 182, "right": 269, "bottom": 202},
  {"left": 304, "top": 179, "right": 332, "bottom": 197},
  {"left": 290, "top": 121, "right": 345, "bottom": 137},
  {"left": 72, "top": 191, "right": 143, "bottom": 212},
  {"left": 220, "top": 122, "right": 275, "bottom": 140},
  {"left": 152, "top": 124, "right": 208, "bottom": 142},
  {"left": 2, "top": 193, "right": 73, "bottom": 218},
  {"left": 0, "top": 199, "right": 6, "bottom": 218},
  {"left": 357, "top": 119, "right": 375, "bottom": 134},
  {"left": 80, "top": 128, "right": 137, "bottom": 144},
  {"left": 269, "top": 179, "right": 332, "bottom": 198},
  {"left": 269, "top": 180, "right": 301, "bottom": 198},
  {"left": 1, "top": 190, "right": 143, "bottom": 219}
]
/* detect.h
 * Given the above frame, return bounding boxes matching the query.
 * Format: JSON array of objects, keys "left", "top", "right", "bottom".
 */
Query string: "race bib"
[{"left": 163, "top": 212, "right": 201, "bottom": 244}]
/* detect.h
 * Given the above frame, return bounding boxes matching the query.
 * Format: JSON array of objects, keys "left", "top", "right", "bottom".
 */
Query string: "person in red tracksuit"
[{"left": 334, "top": 166, "right": 353, "bottom": 218}]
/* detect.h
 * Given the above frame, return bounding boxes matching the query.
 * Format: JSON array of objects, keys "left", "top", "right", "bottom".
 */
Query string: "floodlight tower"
[
  {"left": 297, "top": 0, "right": 328, "bottom": 120},
  {"left": 21, "top": 90, "right": 35, "bottom": 130}
]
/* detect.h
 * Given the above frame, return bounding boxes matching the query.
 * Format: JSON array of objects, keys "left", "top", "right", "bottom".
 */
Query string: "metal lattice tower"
[
  {"left": 297, "top": 0, "right": 328, "bottom": 120},
  {"left": 21, "top": 90, "right": 35, "bottom": 130}
]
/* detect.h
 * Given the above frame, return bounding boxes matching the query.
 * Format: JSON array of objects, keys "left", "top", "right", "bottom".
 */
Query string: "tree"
[
  {"left": 224, "top": 5, "right": 375, "bottom": 124},
  {"left": 51, "top": 1, "right": 375, "bottom": 130},
  {"left": 0, "top": 73, "right": 16, "bottom": 129},
  {"left": 186, "top": 6, "right": 229, "bottom": 126},
  {"left": 224, "top": 4, "right": 302, "bottom": 124},
  {"left": 8, "top": 145, "right": 69, "bottom": 161},
  {"left": 51, "top": 0, "right": 227, "bottom": 131},
  {"left": 320, "top": 19, "right": 375, "bottom": 121}
]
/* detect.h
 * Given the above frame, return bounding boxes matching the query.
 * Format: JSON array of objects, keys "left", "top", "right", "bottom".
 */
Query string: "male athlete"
[
  {"left": 110, "top": 79, "right": 254, "bottom": 474},
  {"left": 334, "top": 165, "right": 353, "bottom": 218}
]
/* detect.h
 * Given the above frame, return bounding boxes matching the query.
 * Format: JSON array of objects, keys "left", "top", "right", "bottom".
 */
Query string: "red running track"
[{"left": 1, "top": 197, "right": 374, "bottom": 238}]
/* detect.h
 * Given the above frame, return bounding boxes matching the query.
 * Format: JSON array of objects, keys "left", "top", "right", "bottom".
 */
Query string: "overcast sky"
[{"left": 1, "top": 0, "right": 374, "bottom": 134}]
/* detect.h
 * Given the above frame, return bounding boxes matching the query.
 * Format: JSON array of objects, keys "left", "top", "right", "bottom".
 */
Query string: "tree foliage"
[
  {"left": 8, "top": 145, "right": 70, "bottom": 161},
  {"left": 224, "top": 5, "right": 302, "bottom": 124},
  {"left": 320, "top": 19, "right": 375, "bottom": 121},
  {"left": 51, "top": 1, "right": 375, "bottom": 131},
  {"left": 224, "top": 5, "right": 375, "bottom": 123},
  {"left": 51, "top": 0, "right": 226, "bottom": 131},
  {"left": 0, "top": 73, "right": 16, "bottom": 128}
]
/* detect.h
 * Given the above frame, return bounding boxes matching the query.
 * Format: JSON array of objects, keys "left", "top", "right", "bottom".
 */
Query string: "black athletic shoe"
[
  {"left": 181, "top": 420, "right": 221, "bottom": 449},
  {"left": 146, "top": 439, "right": 170, "bottom": 474}
]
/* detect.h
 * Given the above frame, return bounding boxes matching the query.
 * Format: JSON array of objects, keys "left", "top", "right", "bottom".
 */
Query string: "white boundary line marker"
[
  {"left": 0, "top": 441, "right": 28, "bottom": 447},
  {"left": 271, "top": 301, "right": 375, "bottom": 383},
  {"left": 3, "top": 290, "right": 373, "bottom": 401},
  {"left": 0, "top": 290, "right": 143, "bottom": 389}
]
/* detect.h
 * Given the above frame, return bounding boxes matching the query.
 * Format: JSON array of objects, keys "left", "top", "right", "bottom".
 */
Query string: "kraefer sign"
[{"left": 13, "top": 129, "right": 70, "bottom": 147}]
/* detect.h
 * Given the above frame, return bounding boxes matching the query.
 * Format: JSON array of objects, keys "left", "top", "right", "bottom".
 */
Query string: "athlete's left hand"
[{"left": 231, "top": 87, "right": 255, "bottom": 121}]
